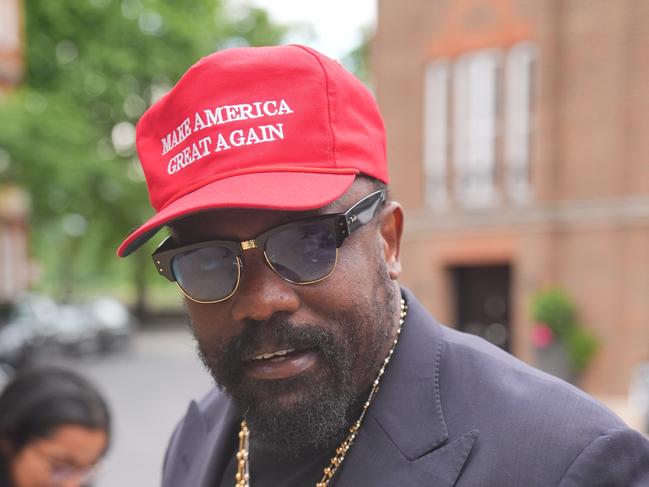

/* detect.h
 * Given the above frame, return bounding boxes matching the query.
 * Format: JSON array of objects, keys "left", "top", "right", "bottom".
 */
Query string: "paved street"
[{"left": 62, "top": 325, "right": 213, "bottom": 487}]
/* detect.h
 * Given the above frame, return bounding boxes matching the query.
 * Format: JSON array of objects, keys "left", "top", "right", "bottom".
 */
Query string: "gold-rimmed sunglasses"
[{"left": 152, "top": 189, "right": 386, "bottom": 303}]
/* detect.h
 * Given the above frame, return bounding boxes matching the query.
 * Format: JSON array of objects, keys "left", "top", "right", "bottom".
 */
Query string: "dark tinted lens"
[
  {"left": 265, "top": 222, "right": 337, "bottom": 283},
  {"left": 171, "top": 245, "right": 239, "bottom": 302}
]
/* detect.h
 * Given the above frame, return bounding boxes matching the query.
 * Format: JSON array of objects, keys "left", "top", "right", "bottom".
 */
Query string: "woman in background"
[{"left": 0, "top": 366, "right": 110, "bottom": 487}]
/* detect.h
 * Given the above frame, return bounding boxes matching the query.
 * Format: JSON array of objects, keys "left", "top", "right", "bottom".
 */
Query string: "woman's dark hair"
[{"left": 0, "top": 366, "right": 111, "bottom": 482}]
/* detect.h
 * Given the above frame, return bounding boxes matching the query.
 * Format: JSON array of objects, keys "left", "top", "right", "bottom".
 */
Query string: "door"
[{"left": 451, "top": 264, "right": 511, "bottom": 351}]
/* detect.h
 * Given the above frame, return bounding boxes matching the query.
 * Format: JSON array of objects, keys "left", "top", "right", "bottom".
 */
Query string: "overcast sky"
[{"left": 246, "top": 0, "right": 377, "bottom": 60}]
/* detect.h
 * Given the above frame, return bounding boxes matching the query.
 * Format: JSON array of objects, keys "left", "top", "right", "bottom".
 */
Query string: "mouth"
[
  {"left": 243, "top": 346, "right": 319, "bottom": 380},
  {"left": 250, "top": 348, "right": 296, "bottom": 361}
]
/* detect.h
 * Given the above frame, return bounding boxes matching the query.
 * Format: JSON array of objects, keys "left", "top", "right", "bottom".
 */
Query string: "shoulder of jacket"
[{"left": 556, "top": 427, "right": 649, "bottom": 486}]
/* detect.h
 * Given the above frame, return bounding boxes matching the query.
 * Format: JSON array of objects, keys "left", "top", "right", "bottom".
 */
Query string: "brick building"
[
  {"left": 0, "top": 0, "right": 30, "bottom": 304},
  {"left": 0, "top": 0, "right": 23, "bottom": 95},
  {"left": 374, "top": 0, "right": 649, "bottom": 395}
]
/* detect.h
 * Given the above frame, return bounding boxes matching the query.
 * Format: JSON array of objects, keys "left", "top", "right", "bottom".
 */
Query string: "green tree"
[
  {"left": 0, "top": 0, "right": 287, "bottom": 316},
  {"left": 342, "top": 25, "right": 374, "bottom": 85}
]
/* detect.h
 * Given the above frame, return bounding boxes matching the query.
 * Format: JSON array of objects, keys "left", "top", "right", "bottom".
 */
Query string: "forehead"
[
  {"left": 170, "top": 177, "right": 376, "bottom": 243},
  {"left": 35, "top": 425, "right": 107, "bottom": 461}
]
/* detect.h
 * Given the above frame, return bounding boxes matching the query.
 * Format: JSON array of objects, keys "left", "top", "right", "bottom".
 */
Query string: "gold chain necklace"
[{"left": 235, "top": 298, "right": 408, "bottom": 487}]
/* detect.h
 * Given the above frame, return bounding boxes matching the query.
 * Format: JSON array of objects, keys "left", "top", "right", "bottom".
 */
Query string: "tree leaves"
[{"left": 0, "top": 0, "right": 287, "bottom": 302}]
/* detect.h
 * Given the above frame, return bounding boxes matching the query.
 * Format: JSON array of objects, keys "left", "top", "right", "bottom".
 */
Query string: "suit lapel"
[
  {"left": 167, "top": 393, "right": 239, "bottom": 487},
  {"left": 335, "top": 288, "right": 478, "bottom": 486},
  {"left": 195, "top": 398, "right": 239, "bottom": 487},
  {"left": 336, "top": 419, "right": 477, "bottom": 487}
]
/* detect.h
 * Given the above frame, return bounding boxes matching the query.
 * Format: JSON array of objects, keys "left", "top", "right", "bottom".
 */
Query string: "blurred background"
[{"left": 0, "top": 0, "right": 648, "bottom": 484}]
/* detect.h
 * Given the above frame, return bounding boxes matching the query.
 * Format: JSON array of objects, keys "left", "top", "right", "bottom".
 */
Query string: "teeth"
[{"left": 251, "top": 349, "right": 295, "bottom": 361}]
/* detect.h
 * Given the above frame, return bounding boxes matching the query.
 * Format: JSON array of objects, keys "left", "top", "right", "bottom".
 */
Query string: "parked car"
[
  {"left": 0, "top": 293, "right": 135, "bottom": 365},
  {"left": 0, "top": 362, "right": 13, "bottom": 391},
  {"left": 54, "top": 303, "right": 102, "bottom": 356},
  {"left": 0, "top": 319, "right": 35, "bottom": 367},
  {"left": 0, "top": 293, "right": 59, "bottom": 366},
  {"left": 86, "top": 297, "right": 135, "bottom": 353}
]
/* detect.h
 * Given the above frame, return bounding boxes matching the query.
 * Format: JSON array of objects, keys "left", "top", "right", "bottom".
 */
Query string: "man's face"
[{"left": 171, "top": 179, "right": 403, "bottom": 452}]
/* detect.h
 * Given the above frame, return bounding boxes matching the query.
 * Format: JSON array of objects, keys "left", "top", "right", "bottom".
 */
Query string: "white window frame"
[
  {"left": 453, "top": 49, "right": 500, "bottom": 207},
  {"left": 505, "top": 42, "right": 537, "bottom": 203},
  {"left": 423, "top": 60, "right": 450, "bottom": 208}
]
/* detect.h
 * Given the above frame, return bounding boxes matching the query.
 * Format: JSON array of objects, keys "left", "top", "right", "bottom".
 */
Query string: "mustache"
[{"left": 220, "top": 316, "right": 339, "bottom": 364}]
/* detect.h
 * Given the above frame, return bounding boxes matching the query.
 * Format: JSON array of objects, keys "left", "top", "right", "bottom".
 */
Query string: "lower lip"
[{"left": 244, "top": 350, "right": 318, "bottom": 380}]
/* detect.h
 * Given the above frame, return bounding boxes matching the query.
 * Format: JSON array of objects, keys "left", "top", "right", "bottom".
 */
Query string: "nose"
[{"left": 230, "top": 249, "right": 300, "bottom": 322}]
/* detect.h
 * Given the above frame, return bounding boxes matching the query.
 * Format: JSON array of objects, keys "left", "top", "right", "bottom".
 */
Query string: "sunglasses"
[
  {"left": 152, "top": 189, "right": 386, "bottom": 303},
  {"left": 32, "top": 447, "right": 100, "bottom": 486}
]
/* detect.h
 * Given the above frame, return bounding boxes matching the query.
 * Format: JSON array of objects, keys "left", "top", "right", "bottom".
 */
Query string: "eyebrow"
[{"left": 40, "top": 451, "right": 85, "bottom": 468}]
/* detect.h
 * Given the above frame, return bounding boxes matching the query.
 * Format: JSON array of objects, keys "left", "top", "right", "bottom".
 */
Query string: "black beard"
[{"left": 191, "top": 276, "right": 397, "bottom": 454}]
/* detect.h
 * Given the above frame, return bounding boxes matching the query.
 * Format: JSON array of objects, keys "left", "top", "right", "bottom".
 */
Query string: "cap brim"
[{"left": 117, "top": 171, "right": 358, "bottom": 257}]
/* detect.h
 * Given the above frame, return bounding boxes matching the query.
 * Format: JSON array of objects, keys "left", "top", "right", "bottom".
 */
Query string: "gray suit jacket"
[{"left": 162, "top": 288, "right": 649, "bottom": 486}]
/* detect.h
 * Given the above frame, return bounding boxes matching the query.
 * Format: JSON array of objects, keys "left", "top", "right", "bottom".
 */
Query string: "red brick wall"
[{"left": 375, "top": 0, "right": 649, "bottom": 394}]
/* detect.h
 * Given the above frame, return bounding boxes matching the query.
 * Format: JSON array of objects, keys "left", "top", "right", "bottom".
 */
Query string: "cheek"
[
  {"left": 11, "top": 450, "right": 48, "bottom": 487},
  {"left": 303, "top": 243, "right": 386, "bottom": 327},
  {"left": 185, "top": 301, "right": 236, "bottom": 345},
  {"left": 321, "top": 235, "right": 385, "bottom": 297}
]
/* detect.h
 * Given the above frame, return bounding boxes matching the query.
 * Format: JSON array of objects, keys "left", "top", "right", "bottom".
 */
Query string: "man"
[{"left": 118, "top": 45, "right": 649, "bottom": 486}]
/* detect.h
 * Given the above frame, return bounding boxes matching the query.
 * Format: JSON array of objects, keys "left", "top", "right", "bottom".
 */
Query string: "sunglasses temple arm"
[{"left": 343, "top": 190, "right": 386, "bottom": 235}]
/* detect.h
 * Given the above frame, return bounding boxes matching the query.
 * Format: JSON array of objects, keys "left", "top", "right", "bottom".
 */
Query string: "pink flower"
[{"left": 532, "top": 324, "right": 555, "bottom": 349}]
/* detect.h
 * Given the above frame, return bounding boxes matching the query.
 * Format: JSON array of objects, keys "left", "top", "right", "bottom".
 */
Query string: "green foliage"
[
  {"left": 342, "top": 26, "right": 373, "bottom": 85},
  {"left": 0, "top": 0, "right": 287, "bottom": 304},
  {"left": 531, "top": 288, "right": 576, "bottom": 337},
  {"left": 531, "top": 288, "right": 599, "bottom": 373},
  {"left": 564, "top": 327, "right": 599, "bottom": 372}
]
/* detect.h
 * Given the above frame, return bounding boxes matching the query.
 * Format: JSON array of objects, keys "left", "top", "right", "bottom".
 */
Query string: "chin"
[{"left": 219, "top": 363, "right": 354, "bottom": 452}]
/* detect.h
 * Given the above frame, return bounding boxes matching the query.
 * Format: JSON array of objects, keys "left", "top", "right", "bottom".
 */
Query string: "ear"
[{"left": 379, "top": 201, "right": 404, "bottom": 280}]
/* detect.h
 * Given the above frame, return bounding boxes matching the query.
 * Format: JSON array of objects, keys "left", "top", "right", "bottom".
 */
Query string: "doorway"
[{"left": 451, "top": 264, "right": 512, "bottom": 351}]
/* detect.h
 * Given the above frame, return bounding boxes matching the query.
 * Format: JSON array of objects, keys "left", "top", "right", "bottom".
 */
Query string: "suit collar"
[
  {"left": 175, "top": 394, "right": 239, "bottom": 487},
  {"left": 366, "top": 287, "right": 450, "bottom": 459},
  {"left": 332, "top": 288, "right": 477, "bottom": 486}
]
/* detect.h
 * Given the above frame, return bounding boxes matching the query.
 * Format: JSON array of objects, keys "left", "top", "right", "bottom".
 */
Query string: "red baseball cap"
[{"left": 117, "top": 44, "right": 388, "bottom": 257}]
